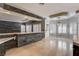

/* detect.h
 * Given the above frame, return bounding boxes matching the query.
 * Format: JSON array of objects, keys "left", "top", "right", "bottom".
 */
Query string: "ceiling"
[
  {"left": 0, "top": 3, "right": 79, "bottom": 22},
  {"left": 0, "top": 7, "right": 42, "bottom": 22},
  {"left": 7, "top": 3, "right": 79, "bottom": 17},
  {"left": 0, "top": 7, "right": 28, "bottom": 22}
]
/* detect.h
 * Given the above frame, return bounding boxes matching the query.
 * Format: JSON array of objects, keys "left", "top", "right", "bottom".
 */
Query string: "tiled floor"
[{"left": 5, "top": 37, "right": 73, "bottom": 56}]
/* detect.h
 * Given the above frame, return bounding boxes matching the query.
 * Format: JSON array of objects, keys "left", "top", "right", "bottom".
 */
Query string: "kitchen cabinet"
[
  {"left": 0, "top": 43, "right": 6, "bottom": 56},
  {"left": 0, "top": 37, "right": 17, "bottom": 56},
  {"left": 16, "top": 33, "right": 44, "bottom": 47},
  {"left": 4, "top": 39, "right": 17, "bottom": 50}
]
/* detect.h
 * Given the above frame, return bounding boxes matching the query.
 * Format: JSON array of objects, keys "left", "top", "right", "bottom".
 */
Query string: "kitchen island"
[{"left": 0, "top": 32, "right": 44, "bottom": 56}]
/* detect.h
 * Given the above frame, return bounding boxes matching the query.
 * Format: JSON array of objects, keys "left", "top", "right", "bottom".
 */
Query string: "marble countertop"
[
  {"left": 0, "top": 32, "right": 44, "bottom": 44},
  {"left": 0, "top": 32, "right": 44, "bottom": 36}
]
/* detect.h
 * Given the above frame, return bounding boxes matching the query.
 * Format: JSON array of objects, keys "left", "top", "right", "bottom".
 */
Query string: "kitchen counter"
[
  {"left": 0, "top": 36, "right": 16, "bottom": 56},
  {"left": 0, "top": 32, "right": 44, "bottom": 36},
  {"left": 0, "top": 31, "right": 44, "bottom": 47},
  {"left": 0, "top": 31, "right": 44, "bottom": 56}
]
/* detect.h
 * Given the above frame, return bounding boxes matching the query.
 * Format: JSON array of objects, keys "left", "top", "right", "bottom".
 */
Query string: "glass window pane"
[
  {"left": 38, "top": 23, "right": 41, "bottom": 32},
  {"left": 26, "top": 24, "right": 32, "bottom": 33},
  {"left": 70, "top": 23, "right": 77, "bottom": 34},
  {"left": 58, "top": 24, "right": 62, "bottom": 33},
  {"left": 49, "top": 23, "right": 56, "bottom": 34},
  {"left": 73, "top": 23, "right": 77, "bottom": 34},
  {"left": 70, "top": 24, "right": 73, "bottom": 34},
  {"left": 33, "top": 24, "right": 41, "bottom": 32},
  {"left": 62, "top": 24, "right": 67, "bottom": 33},
  {"left": 21, "top": 24, "right": 25, "bottom": 32}
]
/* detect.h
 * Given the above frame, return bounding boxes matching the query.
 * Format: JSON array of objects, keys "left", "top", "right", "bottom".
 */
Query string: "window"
[
  {"left": 62, "top": 24, "right": 67, "bottom": 33},
  {"left": 70, "top": 24, "right": 73, "bottom": 34},
  {"left": 70, "top": 23, "right": 77, "bottom": 34},
  {"left": 26, "top": 24, "right": 32, "bottom": 33},
  {"left": 21, "top": 24, "right": 25, "bottom": 32},
  {"left": 58, "top": 24, "right": 62, "bottom": 33},
  {"left": 38, "top": 23, "right": 41, "bottom": 32},
  {"left": 58, "top": 23, "right": 67, "bottom": 34},
  {"left": 49, "top": 23, "right": 56, "bottom": 34},
  {"left": 33, "top": 24, "right": 41, "bottom": 32}
]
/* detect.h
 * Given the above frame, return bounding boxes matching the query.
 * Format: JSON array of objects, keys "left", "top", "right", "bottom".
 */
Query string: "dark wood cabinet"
[
  {"left": 0, "top": 38, "right": 17, "bottom": 56},
  {"left": 0, "top": 32, "right": 44, "bottom": 56},
  {"left": 4, "top": 39, "right": 17, "bottom": 50},
  {"left": 16, "top": 35, "right": 28, "bottom": 47},
  {"left": 73, "top": 45, "right": 79, "bottom": 56},
  {"left": 16, "top": 33, "right": 44, "bottom": 47},
  {"left": 0, "top": 43, "right": 6, "bottom": 56}
]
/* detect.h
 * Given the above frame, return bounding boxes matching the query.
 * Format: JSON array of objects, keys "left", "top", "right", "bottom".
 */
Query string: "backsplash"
[{"left": 0, "top": 20, "right": 21, "bottom": 33}]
